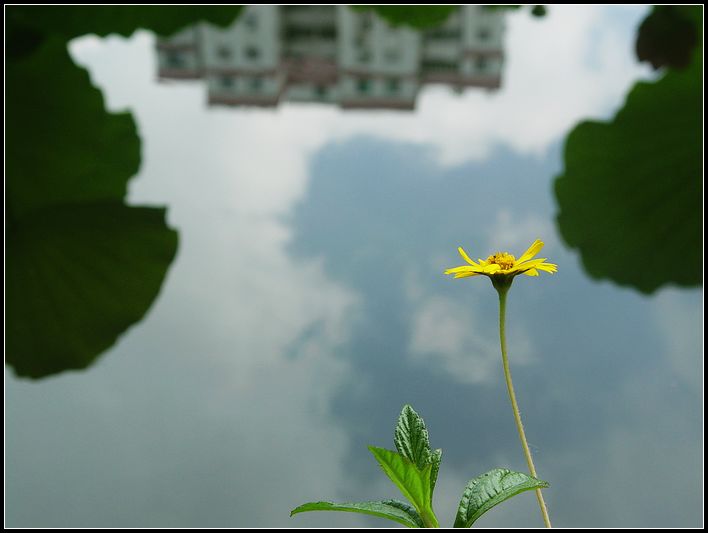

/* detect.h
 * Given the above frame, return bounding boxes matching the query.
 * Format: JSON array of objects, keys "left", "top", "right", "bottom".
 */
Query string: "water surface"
[{"left": 5, "top": 5, "right": 702, "bottom": 528}]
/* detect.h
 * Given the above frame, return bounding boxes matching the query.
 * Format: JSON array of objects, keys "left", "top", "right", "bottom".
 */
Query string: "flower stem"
[{"left": 497, "top": 286, "right": 552, "bottom": 528}]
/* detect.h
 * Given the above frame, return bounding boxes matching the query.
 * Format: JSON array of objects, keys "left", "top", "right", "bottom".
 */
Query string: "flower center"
[{"left": 487, "top": 252, "right": 516, "bottom": 270}]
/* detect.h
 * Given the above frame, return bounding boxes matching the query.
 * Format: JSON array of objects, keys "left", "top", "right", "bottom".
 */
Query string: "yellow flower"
[{"left": 444, "top": 239, "right": 557, "bottom": 279}]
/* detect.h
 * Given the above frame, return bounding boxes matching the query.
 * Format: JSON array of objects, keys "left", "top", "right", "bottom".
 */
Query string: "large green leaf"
[
  {"left": 290, "top": 499, "right": 424, "bottom": 528},
  {"left": 6, "top": 5, "right": 243, "bottom": 41},
  {"left": 6, "top": 37, "right": 178, "bottom": 378},
  {"left": 453, "top": 469, "right": 549, "bottom": 528},
  {"left": 7, "top": 202, "right": 178, "bottom": 378},
  {"left": 554, "top": 32, "right": 702, "bottom": 294},
  {"left": 635, "top": 6, "right": 699, "bottom": 70},
  {"left": 368, "top": 446, "right": 439, "bottom": 528},
  {"left": 6, "top": 37, "right": 139, "bottom": 218}
]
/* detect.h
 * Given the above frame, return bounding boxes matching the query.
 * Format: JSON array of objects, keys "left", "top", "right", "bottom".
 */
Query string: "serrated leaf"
[
  {"left": 394, "top": 405, "right": 433, "bottom": 470},
  {"left": 394, "top": 405, "right": 442, "bottom": 501},
  {"left": 368, "top": 446, "right": 438, "bottom": 527},
  {"left": 429, "top": 448, "right": 443, "bottom": 496},
  {"left": 290, "top": 499, "right": 423, "bottom": 528},
  {"left": 454, "top": 468, "right": 549, "bottom": 528}
]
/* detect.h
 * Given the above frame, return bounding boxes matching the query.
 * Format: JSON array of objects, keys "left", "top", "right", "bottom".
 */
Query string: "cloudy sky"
[{"left": 6, "top": 5, "right": 702, "bottom": 528}]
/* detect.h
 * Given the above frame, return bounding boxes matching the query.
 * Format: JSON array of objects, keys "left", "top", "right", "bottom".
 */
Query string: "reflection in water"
[
  {"left": 5, "top": 5, "right": 702, "bottom": 529},
  {"left": 287, "top": 138, "right": 702, "bottom": 528},
  {"left": 156, "top": 6, "right": 505, "bottom": 109}
]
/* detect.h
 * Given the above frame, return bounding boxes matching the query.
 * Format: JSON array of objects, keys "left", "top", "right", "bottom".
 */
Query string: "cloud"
[
  {"left": 16, "top": 8, "right": 689, "bottom": 528},
  {"left": 486, "top": 208, "right": 558, "bottom": 255},
  {"left": 648, "top": 288, "right": 703, "bottom": 391},
  {"left": 407, "top": 275, "right": 534, "bottom": 385}
]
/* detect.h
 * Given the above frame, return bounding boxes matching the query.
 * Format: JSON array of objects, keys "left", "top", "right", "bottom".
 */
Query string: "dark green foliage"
[
  {"left": 7, "top": 202, "right": 178, "bottom": 378},
  {"left": 6, "top": 38, "right": 139, "bottom": 218},
  {"left": 635, "top": 6, "right": 700, "bottom": 70},
  {"left": 6, "top": 5, "right": 247, "bottom": 377},
  {"left": 530, "top": 5, "right": 547, "bottom": 17},
  {"left": 483, "top": 5, "right": 547, "bottom": 18},
  {"left": 352, "top": 6, "right": 457, "bottom": 29},
  {"left": 6, "top": 35, "right": 178, "bottom": 378},
  {"left": 6, "top": 5, "right": 243, "bottom": 41},
  {"left": 555, "top": 27, "right": 702, "bottom": 294}
]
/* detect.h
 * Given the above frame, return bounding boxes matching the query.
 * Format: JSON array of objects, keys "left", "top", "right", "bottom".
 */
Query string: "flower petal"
[
  {"left": 458, "top": 247, "right": 479, "bottom": 266},
  {"left": 483, "top": 263, "right": 502, "bottom": 273},
  {"left": 517, "top": 239, "right": 544, "bottom": 264},
  {"left": 454, "top": 271, "right": 480, "bottom": 278},
  {"left": 515, "top": 258, "right": 550, "bottom": 269},
  {"left": 445, "top": 265, "right": 482, "bottom": 275},
  {"left": 535, "top": 262, "right": 558, "bottom": 273},
  {"left": 522, "top": 268, "right": 539, "bottom": 276}
]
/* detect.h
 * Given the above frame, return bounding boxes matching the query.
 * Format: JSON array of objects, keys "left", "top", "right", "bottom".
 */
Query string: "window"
[
  {"left": 354, "top": 33, "right": 367, "bottom": 48},
  {"left": 426, "top": 28, "right": 460, "bottom": 40},
  {"left": 315, "top": 85, "right": 328, "bottom": 98},
  {"left": 250, "top": 77, "right": 263, "bottom": 91},
  {"left": 478, "top": 27, "right": 491, "bottom": 41},
  {"left": 357, "top": 78, "right": 371, "bottom": 94},
  {"left": 166, "top": 51, "right": 184, "bottom": 68},
  {"left": 285, "top": 27, "right": 336, "bottom": 40},
  {"left": 422, "top": 59, "right": 457, "bottom": 72},
  {"left": 387, "top": 79, "right": 400, "bottom": 93},
  {"left": 244, "top": 13, "right": 258, "bottom": 30},
  {"left": 216, "top": 46, "right": 232, "bottom": 60},
  {"left": 385, "top": 48, "right": 400, "bottom": 63},
  {"left": 245, "top": 46, "right": 260, "bottom": 61},
  {"left": 358, "top": 50, "right": 372, "bottom": 63},
  {"left": 359, "top": 13, "right": 373, "bottom": 31},
  {"left": 476, "top": 57, "right": 488, "bottom": 72},
  {"left": 220, "top": 76, "right": 234, "bottom": 88}
]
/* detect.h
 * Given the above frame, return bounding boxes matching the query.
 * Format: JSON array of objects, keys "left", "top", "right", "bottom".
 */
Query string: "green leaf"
[
  {"left": 429, "top": 448, "right": 443, "bottom": 498},
  {"left": 368, "top": 446, "right": 438, "bottom": 527},
  {"left": 393, "top": 404, "right": 443, "bottom": 501},
  {"left": 453, "top": 469, "right": 549, "bottom": 528},
  {"left": 6, "top": 5, "right": 243, "bottom": 42},
  {"left": 6, "top": 37, "right": 178, "bottom": 378},
  {"left": 554, "top": 28, "right": 702, "bottom": 294},
  {"left": 352, "top": 6, "right": 457, "bottom": 30},
  {"left": 530, "top": 5, "right": 547, "bottom": 17},
  {"left": 6, "top": 202, "right": 178, "bottom": 378},
  {"left": 635, "top": 6, "right": 699, "bottom": 70},
  {"left": 290, "top": 499, "right": 424, "bottom": 528},
  {"left": 7, "top": 37, "right": 139, "bottom": 218},
  {"left": 394, "top": 404, "right": 433, "bottom": 470}
]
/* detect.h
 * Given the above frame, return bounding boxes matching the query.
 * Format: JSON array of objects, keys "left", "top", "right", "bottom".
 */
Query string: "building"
[{"left": 156, "top": 6, "right": 505, "bottom": 110}]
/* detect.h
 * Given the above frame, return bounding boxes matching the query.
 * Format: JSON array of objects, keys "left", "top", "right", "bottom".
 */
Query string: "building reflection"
[{"left": 156, "top": 6, "right": 506, "bottom": 110}]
